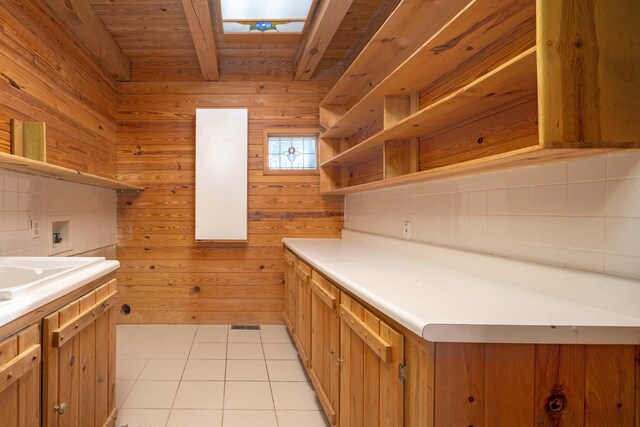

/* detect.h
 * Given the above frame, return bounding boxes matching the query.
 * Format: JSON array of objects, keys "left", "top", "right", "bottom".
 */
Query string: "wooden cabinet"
[
  {"left": 0, "top": 324, "right": 41, "bottom": 427},
  {"left": 293, "top": 259, "right": 312, "bottom": 367},
  {"left": 309, "top": 270, "right": 340, "bottom": 426},
  {"left": 283, "top": 250, "right": 312, "bottom": 368},
  {"left": 287, "top": 266, "right": 405, "bottom": 427},
  {"left": 284, "top": 245, "right": 640, "bottom": 427},
  {"left": 339, "top": 293, "right": 404, "bottom": 427},
  {"left": 318, "top": 0, "right": 640, "bottom": 195},
  {"left": 431, "top": 343, "right": 639, "bottom": 426},
  {"left": 283, "top": 249, "right": 297, "bottom": 331},
  {"left": 42, "top": 279, "right": 118, "bottom": 427}
]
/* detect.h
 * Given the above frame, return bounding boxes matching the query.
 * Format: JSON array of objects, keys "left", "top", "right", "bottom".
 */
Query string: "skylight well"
[{"left": 219, "top": 0, "right": 314, "bottom": 33}]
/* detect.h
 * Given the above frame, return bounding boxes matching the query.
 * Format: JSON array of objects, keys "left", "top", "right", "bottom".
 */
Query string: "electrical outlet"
[
  {"left": 31, "top": 220, "right": 41, "bottom": 239},
  {"left": 403, "top": 221, "right": 411, "bottom": 240}
]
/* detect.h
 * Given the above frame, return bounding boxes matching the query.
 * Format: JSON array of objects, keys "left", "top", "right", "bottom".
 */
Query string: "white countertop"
[
  {"left": 284, "top": 231, "right": 640, "bottom": 344},
  {"left": 0, "top": 260, "right": 119, "bottom": 328}
]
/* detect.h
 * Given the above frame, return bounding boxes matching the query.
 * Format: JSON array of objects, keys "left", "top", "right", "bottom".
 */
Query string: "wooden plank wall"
[
  {"left": 116, "top": 81, "right": 344, "bottom": 324},
  {"left": 0, "top": 0, "right": 117, "bottom": 177}
]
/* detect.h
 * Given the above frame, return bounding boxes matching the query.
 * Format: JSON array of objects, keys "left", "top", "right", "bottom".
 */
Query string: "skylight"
[{"left": 219, "top": 0, "right": 314, "bottom": 34}]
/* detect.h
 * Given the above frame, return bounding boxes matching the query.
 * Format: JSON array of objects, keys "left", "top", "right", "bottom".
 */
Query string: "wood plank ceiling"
[{"left": 86, "top": 0, "right": 399, "bottom": 82}]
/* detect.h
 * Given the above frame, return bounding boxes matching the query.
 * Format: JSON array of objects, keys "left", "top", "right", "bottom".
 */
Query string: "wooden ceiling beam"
[
  {"left": 182, "top": 0, "right": 220, "bottom": 81},
  {"left": 41, "top": 0, "right": 131, "bottom": 81},
  {"left": 294, "top": 0, "right": 354, "bottom": 81}
]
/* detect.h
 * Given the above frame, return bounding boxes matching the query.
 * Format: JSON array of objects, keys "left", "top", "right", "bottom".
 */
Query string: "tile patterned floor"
[{"left": 116, "top": 324, "right": 330, "bottom": 427}]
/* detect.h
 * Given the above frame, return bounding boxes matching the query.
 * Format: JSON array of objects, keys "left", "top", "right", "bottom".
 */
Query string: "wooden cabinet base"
[
  {"left": 0, "top": 324, "right": 41, "bottom": 427},
  {"left": 339, "top": 293, "right": 404, "bottom": 427},
  {"left": 42, "top": 280, "right": 118, "bottom": 427},
  {"left": 433, "top": 342, "right": 639, "bottom": 426},
  {"left": 284, "top": 245, "right": 640, "bottom": 427},
  {"left": 309, "top": 271, "right": 340, "bottom": 425}
]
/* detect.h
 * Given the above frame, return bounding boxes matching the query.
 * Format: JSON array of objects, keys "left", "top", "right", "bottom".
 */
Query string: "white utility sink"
[{"left": 0, "top": 257, "right": 104, "bottom": 300}]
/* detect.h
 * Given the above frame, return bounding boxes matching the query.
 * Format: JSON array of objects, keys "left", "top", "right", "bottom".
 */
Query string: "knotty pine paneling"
[
  {"left": 0, "top": 0, "right": 117, "bottom": 177},
  {"left": 434, "top": 342, "right": 640, "bottom": 426},
  {"left": 116, "top": 81, "right": 344, "bottom": 324}
]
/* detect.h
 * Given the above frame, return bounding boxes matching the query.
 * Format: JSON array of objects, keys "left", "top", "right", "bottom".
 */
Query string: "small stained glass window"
[
  {"left": 220, "top": 0, "right": 314, "bottom": 34},
  {"left": 266, "top": 134, "right": 318, "bottom": 172}
]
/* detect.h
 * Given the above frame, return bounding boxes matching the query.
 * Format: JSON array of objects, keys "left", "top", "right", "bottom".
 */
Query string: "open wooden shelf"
[
  {"left": 0, "top": 152, "right": 143, "bottom": 191},
  {"left": 322, "top": 146, "right": 616, "bottom": 195},
  {"left": 320, "top": 0, "right": 473, "bottom": 117},
  {"left": 320, "top": 0, "right": 536, "bottom": 138},
  {"left": 321, "top": 48, "right": 537, "bottom": 167},
  {"left": 318, "top": 0, "right": 639, "bottom": 195}
]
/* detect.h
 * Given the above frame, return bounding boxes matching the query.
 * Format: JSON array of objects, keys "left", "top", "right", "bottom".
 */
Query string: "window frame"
[{"left": 262, "top": 128, "right": 320, "bottom": 176}]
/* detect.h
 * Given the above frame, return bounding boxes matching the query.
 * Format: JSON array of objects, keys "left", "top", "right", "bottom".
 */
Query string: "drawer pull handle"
[
  {"left": 340, "top": 305, "right": 392, "bottom": 363},
  {"left": 310, "top": 280, "right": 337, "bottom": 309},
  {"left": 51, "top": 291, "right": 118, "bottom": 348},
  {"left": 328, "top": 348, "right": 336, "bottom": 356},
  {"left": 295, "top": 267, "right": 310, "bottom": 282},
  {"left": 0, "top": 344, "right": 41, "bottom": 394}
]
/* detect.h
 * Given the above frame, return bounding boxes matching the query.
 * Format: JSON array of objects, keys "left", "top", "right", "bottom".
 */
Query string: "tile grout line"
[
  {"left": 165, "top": 326, "right": 197, "bottom": 426},
  {"left": 116, "top": 325, "right": 327, "bottom": 426},
  {"left": 262, "top": 327, "right": 281, "bottom": 427},
  {"left": 221, "top": 324, "right": 229, "bottom": 426}
]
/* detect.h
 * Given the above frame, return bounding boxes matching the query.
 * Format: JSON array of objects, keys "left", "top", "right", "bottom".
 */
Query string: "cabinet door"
[
  {"left": 294, "top": 259, "right": 312, "bottom": 367},
  {"left": 43, "top": 280, "right": 118, "bottom": 427},
  {"left": 309, "top": 271, "right": 340, "bottom": 426},
  {"left": 283, "top": 249, "right": 297, "bottom": 332},
  {"left": 0, "top": 324, "right": 40, "bottom": 427},
  {"left": 339, "top": 293, "right": 404, "bottom": 427}
]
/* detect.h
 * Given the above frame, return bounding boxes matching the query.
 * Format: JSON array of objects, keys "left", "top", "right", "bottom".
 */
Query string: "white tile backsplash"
[
  {"left": 345, "top": 151, "right": 640, "bottom": 279},
  {"left": 605, "top": 217, "right": 640, "bottom": 257},
  {"left": 568, "top": 155, "right": 607, "bottom": 182},
  {"left": 535, "top": 184, "right": 567, "bottom": 216},
  {"left": 606, "top": 179, "right": 640, "bottom": 217},
  {"left": 0, "top": 170, "right": 116, "bottom": 256},
  {"left": 567, "top": 181, "right": 607, "bottom": 216},
  {"left": 607, "top": 150, "right": 640, "bottom": 180}
]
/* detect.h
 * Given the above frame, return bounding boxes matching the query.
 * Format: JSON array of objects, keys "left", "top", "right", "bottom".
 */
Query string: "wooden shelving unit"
[
  {"left": 0, "top": 152, "right": 143, "bottom": 191},
  {"left": 318, "top": 0, "right": 640, "bottom": 195},
  {"left": 320, "top": 0, "right": 473, "bottom": 121},
  {"left": 322, "top": 48, "right": 538, "bottom": 167}
]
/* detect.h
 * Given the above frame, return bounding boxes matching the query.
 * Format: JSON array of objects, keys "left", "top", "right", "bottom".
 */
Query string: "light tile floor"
[{"left": 116, "top": 324, "right": 330, "bottom": 427}]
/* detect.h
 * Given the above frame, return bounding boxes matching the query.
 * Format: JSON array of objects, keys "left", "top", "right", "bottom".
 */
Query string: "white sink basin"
[{"left": 0, "top": 257, "right": 104, "bottom": 300}]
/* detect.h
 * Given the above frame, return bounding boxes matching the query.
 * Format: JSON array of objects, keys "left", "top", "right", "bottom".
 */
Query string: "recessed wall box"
[{"left": 49, "top": 216, "right": 72, "bottom": 255}]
